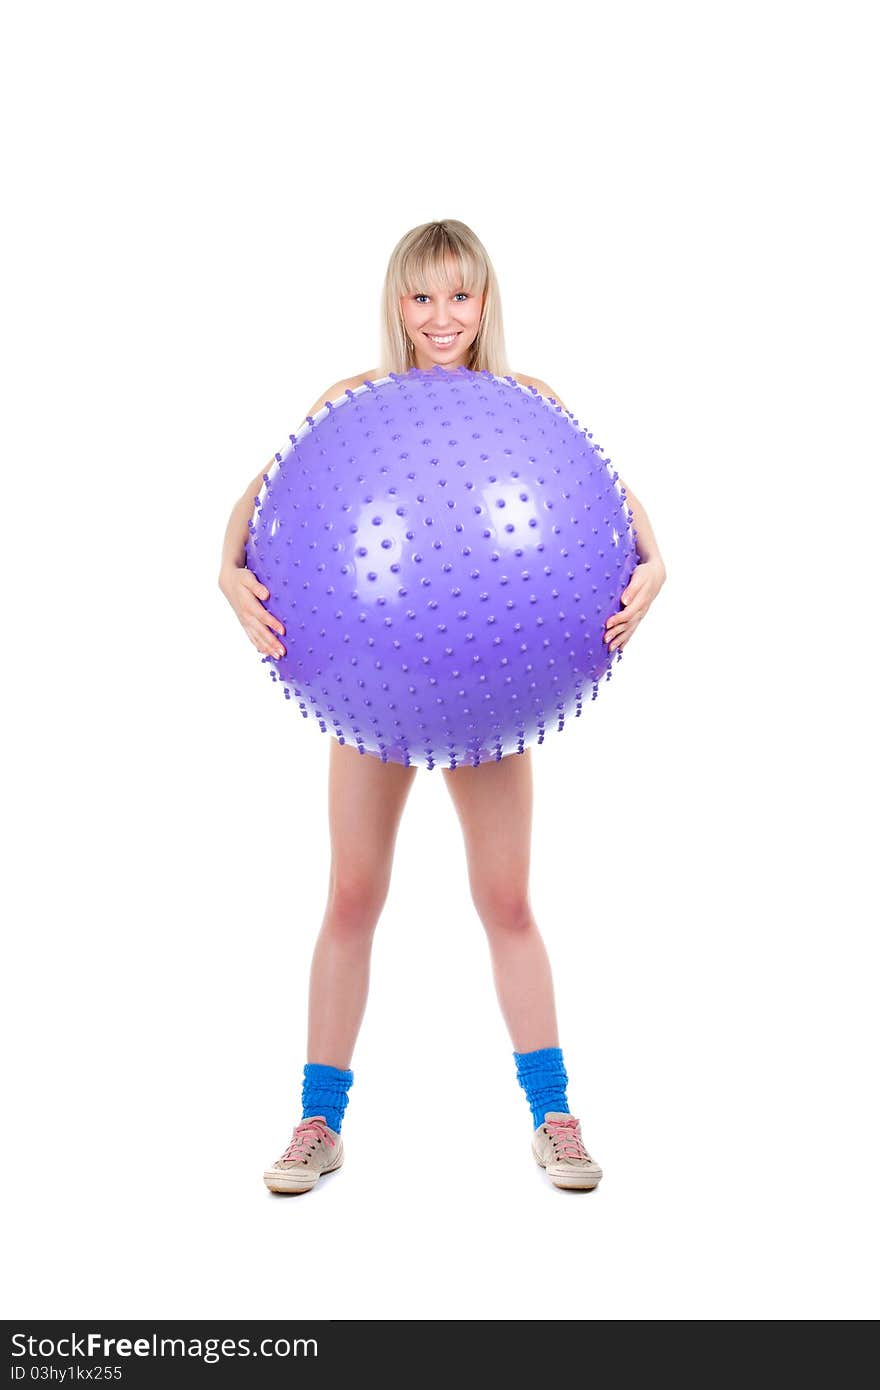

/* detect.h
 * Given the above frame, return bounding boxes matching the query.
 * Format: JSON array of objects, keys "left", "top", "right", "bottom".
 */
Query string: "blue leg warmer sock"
[
  {"left": 513, "top": 1046, "right": 571, "bottom": 1129},
  {"left": 301, "top": 1062, "right": 354, "bottom": 1134}
]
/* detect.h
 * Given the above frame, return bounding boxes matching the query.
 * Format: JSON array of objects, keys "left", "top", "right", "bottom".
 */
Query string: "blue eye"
[{"left": 413, "top": 292, "right": 469, "bottom": 303}]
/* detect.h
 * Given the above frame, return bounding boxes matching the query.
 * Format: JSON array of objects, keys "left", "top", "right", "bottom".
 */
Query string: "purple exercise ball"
[{"left": 245, "top": 366, "right": 638, "bottom": 770}]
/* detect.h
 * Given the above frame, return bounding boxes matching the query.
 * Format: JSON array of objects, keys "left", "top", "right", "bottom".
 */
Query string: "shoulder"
[
  {"left": 346, "top": 367, "right": 382, "bottom": 390},
  {"left": 301, "top": 369, "right": 381, "bottom": 424},
  {"left": 509, "top": 373, "right": 569, "bottom": 412}
]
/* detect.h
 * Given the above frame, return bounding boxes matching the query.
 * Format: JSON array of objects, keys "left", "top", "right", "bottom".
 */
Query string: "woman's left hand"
[{"left": 604, "top": 558, "right": 666, "bottom": 652}]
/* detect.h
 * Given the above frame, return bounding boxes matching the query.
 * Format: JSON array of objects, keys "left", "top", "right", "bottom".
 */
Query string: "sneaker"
[
  {"left": 531, "top": 1112, "right": 603, "bottom": 1190},
  {"left": 263, "top": 1115, "right": 344, "bottom": 1194}
]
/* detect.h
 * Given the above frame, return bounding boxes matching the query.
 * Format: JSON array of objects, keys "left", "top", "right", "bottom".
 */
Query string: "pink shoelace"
[
  {"left": 279, "top": 1117, "right": 336, "bottom": 1164},
  {"left": 545, "top": 1116, "right": 590, "bottom": 1161}
]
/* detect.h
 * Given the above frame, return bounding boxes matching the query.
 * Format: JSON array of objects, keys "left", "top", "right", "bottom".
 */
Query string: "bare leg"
[
  {"left": 307, "top": 740, "right": 418, "bottom": 1068},
  {"left": 441, "top": 749, "right": 559, "bottom": 1053}
]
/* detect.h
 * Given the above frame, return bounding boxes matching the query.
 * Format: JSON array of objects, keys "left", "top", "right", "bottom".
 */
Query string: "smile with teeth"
[{"left": 424, "top": 332, "right": 461, "bottom": 346}]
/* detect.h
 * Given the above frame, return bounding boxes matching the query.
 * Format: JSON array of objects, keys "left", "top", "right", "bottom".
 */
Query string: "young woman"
[{"left": 218, "top": 220, "right": 667, "bottom": 1194}]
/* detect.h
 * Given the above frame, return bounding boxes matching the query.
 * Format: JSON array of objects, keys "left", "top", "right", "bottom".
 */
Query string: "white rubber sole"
[
  {"left": 263, "top": 1143, "right": 345, "bottom": 1194},
  {"left": 532, "top": 1142, "right": 602, "bottom": 1191}
]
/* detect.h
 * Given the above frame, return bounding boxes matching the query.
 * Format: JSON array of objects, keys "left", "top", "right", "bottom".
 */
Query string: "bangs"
[{"left": 398, "top": 226, "right": 486, "bottom": 298}]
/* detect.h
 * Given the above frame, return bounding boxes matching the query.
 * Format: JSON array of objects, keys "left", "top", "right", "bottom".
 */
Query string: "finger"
[
  {"left": 259, "top": 630, "right": 286, "bottom": 658},
  {"left": 241, "top": 570, "right": 270, "bottom": 601},
  {"left": 243, "top": 617, "right": 282, "bottom": 657},
  {"left": 619, "top": 573, "right": 647, "bottom": 608},
  {"left": 241, "top": 591, "right": 284, "bottom": 635},
  {"left": 610, "top": 620, "right": 639, "bottom": 651},
  {"left": 605, "top": 616, "right": 628, "bottom": 639},
  {"left": 243, "top": 595, "right": 272, "bottom": 623},
  {"left": 244, "top": 622, "right": 265, "bottom": 652},
  {"left": 255, "top": 623, "right": 286, "bottom": 659},
  {"left": 610, "top": 603, "right": 645, "bottom": 629},
  {"left": 254, "top": 610, "right": 286, "bottom": 650},
  {"left": 607, "top": 590, "right": 641, "bottom": 624}
]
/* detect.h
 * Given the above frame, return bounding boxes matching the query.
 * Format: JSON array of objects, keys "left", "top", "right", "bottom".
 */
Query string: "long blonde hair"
[{"left": 378, "top": 220, "right": 511, "bottom": 377}]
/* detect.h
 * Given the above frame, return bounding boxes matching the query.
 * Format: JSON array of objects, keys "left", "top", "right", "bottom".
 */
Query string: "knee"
[
  {"left": 324, "top": 872, "right": 389, "bottom": 934},
  {"left": 471, "top": 881, "right": 534, "bottom": 934}
]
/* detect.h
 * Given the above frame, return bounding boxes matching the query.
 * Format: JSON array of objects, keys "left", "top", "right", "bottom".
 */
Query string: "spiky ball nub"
[{"left": 245, "top": 366, "right": 638, "bottom": 770}]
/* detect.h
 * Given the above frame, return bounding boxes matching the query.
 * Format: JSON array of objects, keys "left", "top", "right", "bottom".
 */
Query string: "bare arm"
[
  {"left": 621, "top": 488, "right": 665, "bottom": 574},
  {"left": 219, "top": 462, "right": 270, "bottom": 577},
  {"left": 217, "top": 377, "right": 361, "bottom": 583},
  {"left": 522, "top": 375, "right": 667, "bottom": 654},
  {"left": 217, "top": 377, "right": 369, "bottom": 660},
  {"left": 527, "top": 376, "right": 666, "bottom": 578}
]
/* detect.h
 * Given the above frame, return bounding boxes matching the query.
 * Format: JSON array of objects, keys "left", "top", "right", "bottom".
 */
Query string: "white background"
[{"left": 3, "top": 0, "right": 877, "bottom": 1321}]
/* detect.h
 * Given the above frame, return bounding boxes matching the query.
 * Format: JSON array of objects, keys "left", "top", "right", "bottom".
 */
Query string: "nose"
[{"left": 428, "top": 301, "right": 456, "bottom": 329}]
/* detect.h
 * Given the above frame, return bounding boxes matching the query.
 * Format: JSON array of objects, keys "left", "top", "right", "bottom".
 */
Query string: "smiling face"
[{"left": 400, "top": 258, "right": 484, "bottom": 371}]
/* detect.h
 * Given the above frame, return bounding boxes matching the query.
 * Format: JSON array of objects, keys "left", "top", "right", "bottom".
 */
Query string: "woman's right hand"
[{"left": 219, "top": 564, "right": 286, "bottom": 660}]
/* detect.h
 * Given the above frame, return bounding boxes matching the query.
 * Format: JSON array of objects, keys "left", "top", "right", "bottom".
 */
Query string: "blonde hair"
[{"left": 378, "top": 219, "right": 511, "bottom": 377}]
